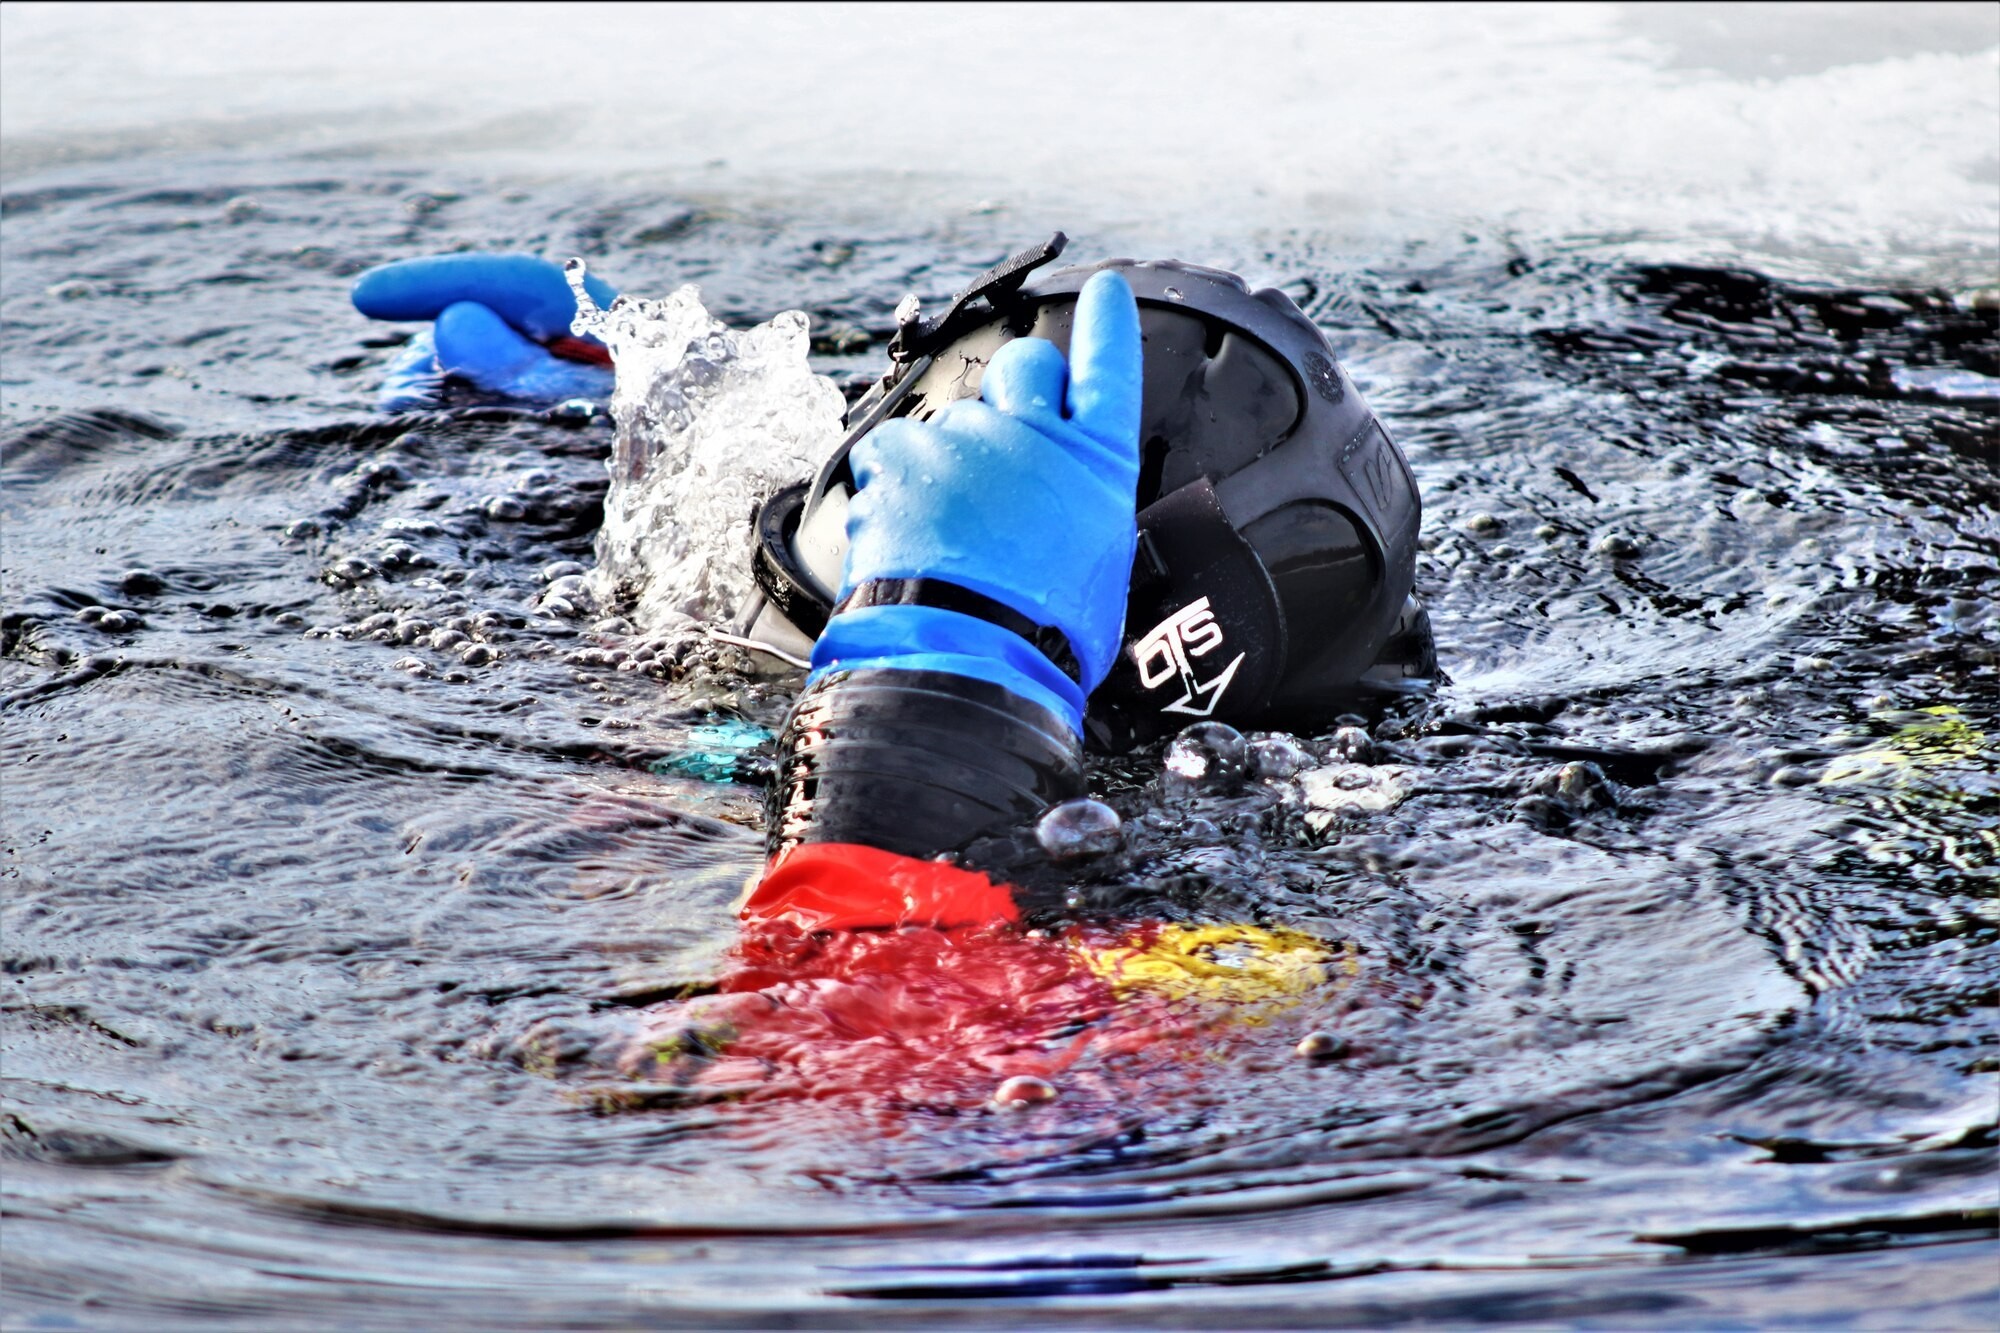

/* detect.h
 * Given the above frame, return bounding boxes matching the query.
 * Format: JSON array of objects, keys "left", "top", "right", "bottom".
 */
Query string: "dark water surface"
[{"left": 4, "top": 144, "right": 1997, "bottom": 1328}]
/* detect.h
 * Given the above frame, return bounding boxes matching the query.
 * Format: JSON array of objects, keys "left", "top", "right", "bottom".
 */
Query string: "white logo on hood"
[{"left": 1133, "top": 597, "right": 1245, "bottom": 717}]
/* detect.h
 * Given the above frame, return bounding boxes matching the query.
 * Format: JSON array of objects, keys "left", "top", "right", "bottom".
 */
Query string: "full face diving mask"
[{"left": 743, "top": 234, "right": 1436, "bottom": 748}]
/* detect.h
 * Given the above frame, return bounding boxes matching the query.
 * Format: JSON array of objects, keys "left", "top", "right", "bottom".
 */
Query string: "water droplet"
[
  {"left": 1296, "top": 1031, "right": 1349, "bottom": 1060},
  {"left": 564, "top": 257, "right": 607, "bottom": 341},
  {"left": 993, "top": 1075, "right": 1056, "bottom": 1108},
  {"left": 1163, "top": 286, "right": 1184, "bottom": 302},
  {"left": 1463, "top": 512, "right": 1505, "bottom": 537}
]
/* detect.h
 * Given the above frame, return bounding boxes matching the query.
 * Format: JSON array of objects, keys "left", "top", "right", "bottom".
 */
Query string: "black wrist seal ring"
[{"left": 767, "top": 668, "right": 1084, "bottom": 864}]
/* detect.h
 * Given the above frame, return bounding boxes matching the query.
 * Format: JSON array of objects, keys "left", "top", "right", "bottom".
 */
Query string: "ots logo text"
[{"left": 1134, "top": 597, "right": 1245, "bottom": 717}]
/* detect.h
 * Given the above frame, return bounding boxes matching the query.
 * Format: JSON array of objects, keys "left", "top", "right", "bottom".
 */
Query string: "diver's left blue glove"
[{"left": 350, "top": 253, "right": 618, "bottom": 411}]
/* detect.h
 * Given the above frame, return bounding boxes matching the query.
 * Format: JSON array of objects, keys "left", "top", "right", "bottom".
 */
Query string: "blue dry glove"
[
  {"left": 810, "top": 270, "right": 1144, "bottom": 734},
  {"left": 350, "top": 253, "right": 619, "bottom": 411}
]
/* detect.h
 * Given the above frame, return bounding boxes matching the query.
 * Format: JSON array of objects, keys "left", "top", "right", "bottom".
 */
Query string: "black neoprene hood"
[{"left": 751, "top": 236, "right": 1435, "bottom": 746}]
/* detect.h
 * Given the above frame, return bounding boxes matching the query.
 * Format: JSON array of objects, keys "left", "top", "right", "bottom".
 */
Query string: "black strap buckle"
[{"left": 887, "top": 232, "right": 1068, "bottom": 366}]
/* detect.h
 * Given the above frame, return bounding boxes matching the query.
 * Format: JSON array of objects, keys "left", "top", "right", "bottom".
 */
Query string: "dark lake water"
[{"left": 4, "top": 5, "right": 1997, "bottom": 1328}]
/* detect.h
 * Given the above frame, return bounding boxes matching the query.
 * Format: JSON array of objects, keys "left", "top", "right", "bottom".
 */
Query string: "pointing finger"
[{"left": 1063, "top": 270, "right": 1142, "bottom": 450}]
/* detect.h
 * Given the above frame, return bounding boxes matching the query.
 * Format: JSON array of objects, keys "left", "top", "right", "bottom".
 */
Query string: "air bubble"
[
  {"left": 1557, "top": 762, "right": 1614, "bottom": 807},
  {"left": 1329, "top": 726, "right": 1375, "bottom": 764},
  {"left": 1036, "top": 799, "right": 1123, "bottom": 861},
  {"left": 1296, "top": 1031, "right": 1350, "bottom": 1060},
  {"left": 1521, "top": 760, "right": 1618, "bottom": 825},
  {"left": 1163, "top": 721, "right": 1247, "bottom": 796},
  {"left": 326, "top": 557, "right": 376, "bottom": 584},
  {"left": 540, "top": 576, "right": 597, "bottom": 618},
  {"left": 1593, "top": 532, "right": 1643, "bottom": 559},
  {"left": 1248, "top": 733, "right": 1314, "bottom": 780}
]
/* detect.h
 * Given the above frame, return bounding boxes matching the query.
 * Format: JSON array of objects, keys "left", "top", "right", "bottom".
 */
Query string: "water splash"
[{"left": 567, "top": 259, "right": 845, "bottom": 630}]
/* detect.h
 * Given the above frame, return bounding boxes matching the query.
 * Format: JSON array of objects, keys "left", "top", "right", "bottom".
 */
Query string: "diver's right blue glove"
[
  {"left": 750, "top": 270, "right": 1142, "bottom": 929},
  {"left": 351, "top": 253, "right": 618, "bottom": 410},
  {"left": 810, "top": 269, "right": 1144, "bottom": 734}
]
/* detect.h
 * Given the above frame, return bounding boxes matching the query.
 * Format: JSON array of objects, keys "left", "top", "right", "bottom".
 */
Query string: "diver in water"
[{"left": 351, "top": 237, "right": 1433, "bottom": 931}]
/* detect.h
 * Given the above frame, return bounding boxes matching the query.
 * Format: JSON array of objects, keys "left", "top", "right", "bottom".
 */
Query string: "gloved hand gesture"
[
  {"left": 811, "top": 270, "right": 1144, "bottom": 734},
  {"left": 350, "top": 253, "right": 619, "bottom": 411}
]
